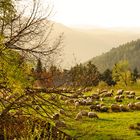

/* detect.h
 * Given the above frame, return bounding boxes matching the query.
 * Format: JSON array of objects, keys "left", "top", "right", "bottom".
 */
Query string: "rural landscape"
[{"left": 1, "top": 0, "right": 140, "bottom": 140}]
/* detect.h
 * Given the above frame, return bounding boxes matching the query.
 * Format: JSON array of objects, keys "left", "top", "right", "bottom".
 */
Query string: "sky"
[
  {"left": 47, "top": 0, "right": 140, "bottom": 28},
  {"left": 16, "top": 0, "right": 140, "bottom": 67}
]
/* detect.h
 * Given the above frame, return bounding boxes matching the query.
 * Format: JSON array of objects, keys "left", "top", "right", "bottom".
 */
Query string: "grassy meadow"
[
  {"left": 57, "top": 86, "right": 140, "bottom": 140},
  {"left": 64, "top": 111, "right": 140, "bottom": 140}
]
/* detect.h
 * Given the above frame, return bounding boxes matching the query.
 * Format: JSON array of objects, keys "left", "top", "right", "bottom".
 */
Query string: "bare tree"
[
  {"left": 1, "top": 0, "right": 63, "bottom": 58},
  {"left": 0, "top": 0, "right": 65, "bottom": 138}
]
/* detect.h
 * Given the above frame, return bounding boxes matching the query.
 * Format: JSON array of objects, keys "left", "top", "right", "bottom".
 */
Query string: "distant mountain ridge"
[
  {"left": 87, "top": 39, "right": 140, "bottom": 72},
  {"left": 52, "top": 22, "right": 140, "bottom": 68}
]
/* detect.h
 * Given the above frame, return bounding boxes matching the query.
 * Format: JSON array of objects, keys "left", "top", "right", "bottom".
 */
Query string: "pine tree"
[
  {"left": 132, "top": 67, "right": 139, "bottom": 82},
  {"left": 36, "top": 58, "right": 43, "bottom": 73}
]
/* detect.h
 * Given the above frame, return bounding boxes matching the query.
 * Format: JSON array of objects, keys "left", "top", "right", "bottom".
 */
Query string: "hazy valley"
[{"left": 53, "top": 22, "right": 140, "bottom": 68}]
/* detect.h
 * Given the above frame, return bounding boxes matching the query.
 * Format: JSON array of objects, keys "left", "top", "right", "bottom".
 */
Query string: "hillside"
[
  {"left": 53, "top": 23, "right": 140, "bottom": 68},
  {"left": 88, "top": 39, "right": 140, "bottom": 72}
]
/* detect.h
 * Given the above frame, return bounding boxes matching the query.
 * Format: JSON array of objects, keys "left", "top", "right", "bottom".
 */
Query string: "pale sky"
[{"left": 48, "top": 0, "right": 140, "bottom": 27}]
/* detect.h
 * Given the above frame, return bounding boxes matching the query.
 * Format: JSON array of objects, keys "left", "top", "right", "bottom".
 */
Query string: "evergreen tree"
[
  {"left": 85, "top": 61, "right": 100, "bottom": 86},
  {"left": 132, "top": 67, "right": 139, "bottom": 82},
  {"left": 36, "top": 58, "right": 43, "bottom": 73},
  {"left": 101, "top": 69, "right": 116, "bottom": 86}
]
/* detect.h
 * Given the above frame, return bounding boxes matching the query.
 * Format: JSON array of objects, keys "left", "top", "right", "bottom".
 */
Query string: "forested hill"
[{"left": 88, "top": 39, "right": 140, "bottom": 72}]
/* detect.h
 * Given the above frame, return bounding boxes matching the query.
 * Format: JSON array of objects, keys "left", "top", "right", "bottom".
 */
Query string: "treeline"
[
  {"left": 34, "top": 59, "right": 140, "bottom": 88},
  {"left": 88, "top": 39, "right": 140, "bottom": 72}
]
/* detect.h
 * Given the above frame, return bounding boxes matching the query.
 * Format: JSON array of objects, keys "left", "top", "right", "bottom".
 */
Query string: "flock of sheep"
[{"left": 52, "top": 88, "right": 140, "bottom": 127}]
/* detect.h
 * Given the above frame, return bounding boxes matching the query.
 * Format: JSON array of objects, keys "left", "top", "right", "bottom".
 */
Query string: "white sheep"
[
  {"left": 119, "top": 105, "right": 129, "bottom": 112},
  {"left": 135, "top": 102, "right": 140, "bottom": 110},
  {"left": 114, "top": 96, "right": 122, "bottom": 102},
  {"left": 100, "top": 106, "right": 109, "bottom": 112},
  {"left": 90, "top": 104, "right": 96, "bottom": 111},
  {"left": 128, "top": 103, "right": 135, "bottom": 110},
  {"left": 124, "top": 91, "right": 130, "bottom": 95},
  {"left": 130, "top": 91, "right": 135, "bottom": 95},
  {"left": 80, "top": 99, "right": 87, "bottom": 105},
  {"left": 88, "top": 112, "right": 99, "bottom": 119},
  {"left": 136, "top": 96, "right": 140, "bottom": 100},
  {"left": 80, "top": 110, "right": 88, "bottom": 116},
  {"left": 126, "top": 95, "right": 135, "bottom": 99},
  {"left": 117, "top": 89, "right": 124, "bottom": 95},
  {"left": 75, "top": 101, "right": 80, "bottom": 109},
  {"left": 86, "top": 98, "right": 93, "bottom": 105},
  {"left": 111, "top": 104, "right": 120, "bottom": 112},
  {"left": 119, "top": 95, "right": 125, "bottom": 99}
]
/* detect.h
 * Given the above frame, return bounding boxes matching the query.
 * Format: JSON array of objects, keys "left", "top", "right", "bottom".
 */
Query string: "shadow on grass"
[{"left": 99, "top": 118, "right": 114, "bottom": 122}]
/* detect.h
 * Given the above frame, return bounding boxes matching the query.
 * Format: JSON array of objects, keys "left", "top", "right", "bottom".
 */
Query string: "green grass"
[
  {"left": 63, "top": 111, "right": 140, "bottom": 140},
  {"left": 1, "top": 86, "right": 140, "bottom": 139},
  {"left": 60, "top": 87, "right": 140, "bottom": 140}
]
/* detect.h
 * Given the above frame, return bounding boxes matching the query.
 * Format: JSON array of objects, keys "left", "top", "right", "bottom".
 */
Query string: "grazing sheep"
[
  {"left": 114, "top": 96, "right": 120, "bottom": 100},
  {"left": 135, "top": 102, "right": 140, "bottom": 110},
  {"left": 119, "top": 95, "right": 125, "bottom": 99},
  {"left": 107, "top": 92, "right": 113, "bottom": 97},
  {"left": 53, "top": 113, "right": 59, "bottom": 120},
  {"left": 128, "top": 103, "right": 136, "bottom": 110},
  {"left": 91, "top": 94, "right": 100, "bottom": 100},
  {"left": 88, "top": 112, "right": 99, "bottom": 119},
  {"left": 126, "top": 95, "right": 135, "bottom": 99},
  {"left": 75, "top": 112, "right": 82, "bottom": 120},
  {"left": 130, "top": 91, "right": 135, "bottom": 95},
  {"left": 86, "top": 101, "right": 93, "bottom": 105},
  {"left": 100, "top": 106, "right": 109, "bottom": 112},
  {"left": 95, "top": 104, "right": 101, "bottom": 111},
  {"left": 86, "top": 98, "right": 93, "bottom": 105},
  {"left": 102, "top": 92, "right": 113, "bottom": 97},
  {"left": 75, "top": 101, "right": 80, "bottom": 109},
  {"left": 104, "top": 90, "right": 114, "bottom": 97},
  {"left": 136, "top": 96, "right": 140, "bottom": 100},
  {"left": 114, "top": 96, "right": 122, "bottom": 102},
  {"left": 124, "top": 91, "right": 130, "bottom": 95},
  {"left": 120, "top": 105, "right": 129, "bottom": 112},
  {"left": 117, "top": 89, "right": 124, "bottom": 95},
  {"left": 79, "top": 99, "right": 87, "bottom": 105},
  {"left": 90, "top": 104, "right": 96, "bottom": 111},
  {"left": 111, "top": 104, "right": 120, "bottom": 112},
  {"left": 80, "top": 110, "right": 88, "bottom": 116},
  {"left": 74, "top": 99, "right": 79, "bottom": 103},
  {"left": 87, "top": 97, "right": 91, "bottom": 100},
  {"left": 93, "top": 103, "right": 105, "bottom": 112},
  {"left": 55, "top": 120, "right": 66, "bottom": 128}
]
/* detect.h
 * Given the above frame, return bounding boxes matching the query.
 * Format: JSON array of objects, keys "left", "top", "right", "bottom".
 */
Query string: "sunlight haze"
[{"left": 50, "top": 0, "right": 140, "bottom": 27}]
